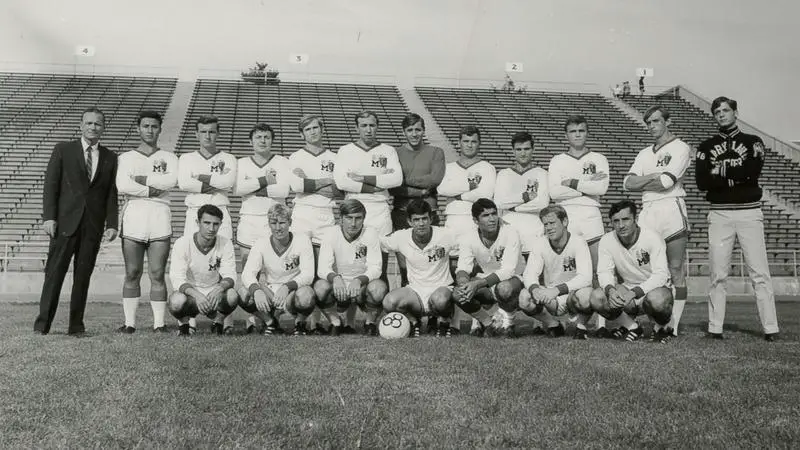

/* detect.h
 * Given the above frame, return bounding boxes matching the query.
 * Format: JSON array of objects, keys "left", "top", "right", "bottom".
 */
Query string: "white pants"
[{"left": 707, "top": 208, "right": 778, "bottom": 334}]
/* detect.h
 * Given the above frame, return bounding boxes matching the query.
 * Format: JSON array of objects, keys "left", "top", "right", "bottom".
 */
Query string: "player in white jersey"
[
  {"left": 238, "top": 204, "right": 316, "bottom": 336},
  {"left": 168, "top": 205, "right": 239, "bottom": 336},
  {"left": 454, "top": 199, "right": 526, "bottom": 337},
  {"left": 590, "top": 200, "right": 674, "bottom": 343},
  {"left": 314, "top": 199, "right": 388, "bottom": 336},
  {"left": 548, "top": 115, "right": 610, "bottom": 334},
  {"left": 518, "top": 205, "right": 594, "bottom": 339},
  {"left": 437, "top": 126, "right": 497, "bottom": 334},
  {"left": 494, "top": 131, "right": 550, "bottom": 253},
  {"left": 115, "top": 111, "right": 177, "bottom": 333},
  {"left": 381, "top": 200, "right": 457, "bottom": 337},
  {"left": 624, "top": 106, "right": 691, "bottom": 337},
  {"left": 178, "top": 115, "right": 237, "bottom": 240}
]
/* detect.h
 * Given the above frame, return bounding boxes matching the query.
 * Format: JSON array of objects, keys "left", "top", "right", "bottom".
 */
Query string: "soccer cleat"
[
  {"left": 310, "top": 324, "right": 329, "bottom": 336},
  {"left": 707, "top": 332, "right": 724, "bottom": 340},
  {"left": 652, "top": 327, "right": 672, "bottom": 344},
  {"left": 410, "top": 322, "right": 422, "bottom": 338},
  {"left": 448, "top": 326, "right": 461, "bottom": 336},
  {"left": 341, "top": 325, "right": 357, "bottom": 335},
  {"left": 546, "top": 323, "right": 565, "bottom": 338},
  {"left": 293, "top": 322, "right": 308, "bottom": 336},
  {"left": 262, "top": 322, "right": 284, "bottom": 336},
  {"left": 493, "top": 324, "right": 515, "bottom": 339},
  {"left": 363, "top": 322, "right": 378, "bottom": 337},
  {"left": 573, "top": 328, "right": 589, "bottom": 340},
  {"left": 436, "top": 321, "right": 454, "bottom": 337},
  {"left": 177, "top": 324, "right": 191, "bottom": 336},
  {"left": 329, "top": 325, "right": 343, "bottom": 337},
  {"left": 764, "top": 333, "right": 778, "bottom": 342},
  {"left": 594, "top": 327, "right": 611, "bottom": 339},
  {"left": 246, "top": 324, "right": 257, "bottom": 334},
  {"left": 116, "top": 325, "right": 136, "bottom": 334},
  {"left": 468, "top": 322, "right": 486, "bottom": 337},
  {"left": 623, "top": 327, "right": 644, "bottom": 342},
  {"left": 188, "top": 326, "right": 197, "bottom": 335},
  {"left": 426, "top": 317, "right": 439, "bottom": 335},
  {"left": 610, "top": 327, "right": 627, "bottom": 339},
  {"left": 223, "top": 326, "right": 235, "bottom": 336},
  {"left": 210, "top": 322, "right": 224, "bottom": 335},
  {"left": 152, "top": 326, "right": 169, "bottom": 333},
  {"left": 530, "top": 326, "right": 547, "bottom": 336}
]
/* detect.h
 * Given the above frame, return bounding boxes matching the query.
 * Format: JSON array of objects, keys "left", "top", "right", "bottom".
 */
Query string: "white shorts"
[
  {"left": 444, "top": 214, "right": 476, "bottom": 255},
  {"left": 562, "top": 205, "right": 605, "bottom": 244},
  {"left": 501, "top": 211, "right": 543, "bottom": 253},
  {"left": 410, "top": 284, "right": 452, "bottom": 314},
  {"left": 121, "top": 200, "right": 172, "bottom": 243},
  {"left": 194, "top": 285, "right": 216, "bottom": 297},
  {"left": 363, "top": 201, "right": 392, "bottom": 238},
  {"left": 291, "top": 204, "right": 336, "bottom": 245},
  {"left": 236, "top": 214, "right": 270, "bottom": 249},
  {"left": 639, "top": 198, "right": 690, "bottom": 242},
  {"left": 184, "top": 205, "right": 233, "bottom": 240}
]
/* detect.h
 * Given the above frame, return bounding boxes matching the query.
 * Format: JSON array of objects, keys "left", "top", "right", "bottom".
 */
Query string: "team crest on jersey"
[
  {"left": 152, "top": 159, "right": 167, "bottom": 173},
  {"left": 210, "top": 160, "right": 227, "bottom": 174},
  {"left": 284, "top": 254, "right": 301, "bottom": 271},
  {"left": 562, "top": 256, "right": 576, "bottom": 272},
  {"left": 493, "top": 246, "right": 505, "bottom": 262},
  {"left": 425, "top": 246, "right": 446, "bottom": 263},
  {"left": 467, "top": 172, "right": 482, "bottom": 190},
  {"left": 753, "top": 141, "right": 765, "bottom": 158},
  {"left": 354, "top": 244, "right": 368, "bottom": 261},
  {"left": 371, "top": 154, "right": 388, "bottom": 169},
  {"left": 526, "top": 179, "right": 538, "bottom": 196},
  {"left": 656, "top": 153, "right": 672, "bottom": 167},
  {"left": 636, "top": 249, "right": 650, "bottom": 267},
  {"left": 582, "top": 162, "right": 597, "bottom": 175},
  {"left": 267, "top": 168, "right": 277, "bottom": 179},
  {"left": 208, "top": 256, "right": 222, "bottom": 272},
  {"left": 320, "top": 160, "right": 335, "bottom": 173}
]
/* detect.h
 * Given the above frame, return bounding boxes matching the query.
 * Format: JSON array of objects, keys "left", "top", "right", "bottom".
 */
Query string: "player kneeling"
[
  {"left": 238, "top": 204, "right": 316, "bottom": 336},
  {"left": 590, "top": 200, "right": 674, "bottom": 343},
  {"left": 518, "top": 205, "right": 593, "bottom": 339},
  {"left": 314, "top": 199, "right": 388, "bottom": 336},
  {"left": 453, "top": 198, "right": 526, "bottom": 337},
  {"left": 380, "top": 200, "right": 457, "bottom": 337},
  {"left": 168, "top": 205, "right": 239, "bottom": 336}
]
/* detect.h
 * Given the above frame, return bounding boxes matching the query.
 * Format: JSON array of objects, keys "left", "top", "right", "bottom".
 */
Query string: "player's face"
[
  {"left": 459, "top": 134, "right": 480, "bottom": 158},
  {"left": 341, "top": 211, "right": 365, "bottom": 238},
  {"left": 475, "top": 208, "right": 499, "bottom": 235},
  {"left": 645, "top": 111, "right": 671, "bottom": 140},
  {"left": 196, "top": 123, "right": 219, "bottom": 151},
  {"left": 356, "top": 116, "right": 378, "bottom": 145},
  {"left": 565, "top": 123, "right": 587, "bottom": 150},
  {"left": 80, "top": 112, "right": 105, "bottom": 142},
  {"left": 403, "top": 121, "right": 425, "bottom": 147},
  {"left": 610, "top": 208, "right": 637, "bottom": 240},
  {"left": 512, "top": 140, "right": 534, "bottom": 166},
  {"left": 541, "top": 212, "right": 567, "bottom": 242},
  {"left": 269, "top": 216, "right": 292, "bottom": 240},
  {"left": 138, "top": 118, "right": 161, "bottom": 146},
  {"left": 301, "top": 120, "right": 323, "bottom": 145},
  {"left": 250, "top": 130, "right": 273, "bottom": 155},
  {"left": 197, "top": 213, "right": 221, "bottom": 240},
  {"left": 713, "top": 102, "right": 738, "bottom": 128},
  {"left": 408, "top": 212, "right": 432, "bottom": 237}
]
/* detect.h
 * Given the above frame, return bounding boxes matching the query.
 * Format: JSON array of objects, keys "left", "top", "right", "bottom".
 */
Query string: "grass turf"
[{"left": 1, "top": 301, "right": 798, "bottom": 449}]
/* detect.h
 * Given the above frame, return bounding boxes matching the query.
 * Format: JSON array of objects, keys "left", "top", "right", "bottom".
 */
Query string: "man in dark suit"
[{"left": 33, "top": 107, "right": 119, "bottom": 336}]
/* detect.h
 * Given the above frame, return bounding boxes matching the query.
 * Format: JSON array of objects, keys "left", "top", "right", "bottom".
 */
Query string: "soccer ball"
[{"left": 379, "top": 312, "right": 411, "bottom": 339}]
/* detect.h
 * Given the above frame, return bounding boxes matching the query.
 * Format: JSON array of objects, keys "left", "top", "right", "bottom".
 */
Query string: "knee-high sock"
[
  {"left": 222, "top": 314, "right": 235, "bottom": 328},
  {"left": 575, "top": 313, "right": 590, "bottom": 330},
  {"left": 668, "top": 286, "right": 687, "bottom": 335},
  {"left": 451, "top": 305, "right": 467, "bottom": 331},
  {"left": 307, "top": 308, "right": 322, "bottom": 328},
  {"left": 345, "top": 303, "right": 357, "bottom": 327},
  {"left": 123, "top": 297, "right": 139, "bottom": 327},
  {"left": 534, "top": 309, "right": 559, "bottom": 328},
  {"left": 616, "top": 312, "right": 638, "bottom": 330},
  {"left": 150, "top": 301, "right": 166, "bottom": 328},
  {"left": 188, "top": 317, "right": 197, "bottom": 329},
  {"left": 594, "top": 314, "right": 606, "bottom": 329}
]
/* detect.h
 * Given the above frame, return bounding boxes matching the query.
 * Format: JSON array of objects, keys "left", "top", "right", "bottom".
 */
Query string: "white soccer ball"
[{"left": 379, "top": 312, "right": 411, "bottom": 339}]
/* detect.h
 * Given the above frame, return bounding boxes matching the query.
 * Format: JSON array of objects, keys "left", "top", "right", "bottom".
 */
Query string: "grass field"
[{"left": 1, "top": 301, "right": 799, "bottom": 449}]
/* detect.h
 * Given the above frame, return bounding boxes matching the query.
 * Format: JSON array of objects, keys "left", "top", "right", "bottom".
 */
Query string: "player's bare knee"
[
  {"left": 148, "top": 265, "right": 166, "bottom": 284},
  {"left": 366, "top": 280, "right": 388, "bottom": 303},
  {"left": 313, "top": 279, "right": 332, "bottom": 302},
  {"left": 124, "top": 265, "right": 144, "bottom": 284},
  {"left": 644, "top": 288, "right": 673, "bottom": 325},
  {"left": 294, "top": 286, "right": 317, "bottom": 315},
  {"left": 495, "top": 279, "right": 520, "bottom": 304},
  {"left": 215, "top": 289, "right": 238, "bottom": 315},
  {"left": 382, "top": 291, "right": 401, "bottom": 312},
  {"left": 568, "top": 289, "right": 592, "bottom": 314},
  {"left": 168, "top": 292, "right": 188, "bottom": 317}
]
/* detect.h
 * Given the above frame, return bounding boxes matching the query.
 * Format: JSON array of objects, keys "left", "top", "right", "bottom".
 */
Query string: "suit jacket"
[{"left": 43, "top": 140, "right": 119, "bottom": 237}]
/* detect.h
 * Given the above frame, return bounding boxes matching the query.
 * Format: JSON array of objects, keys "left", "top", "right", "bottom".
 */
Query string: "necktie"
[{"left": 86, "top": 147, "right": 93, "bottom": 181}]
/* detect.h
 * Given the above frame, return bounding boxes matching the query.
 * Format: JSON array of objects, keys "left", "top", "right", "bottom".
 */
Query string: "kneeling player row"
[{"left": 166, "top": 198, "right": 674, "bottom": 341}]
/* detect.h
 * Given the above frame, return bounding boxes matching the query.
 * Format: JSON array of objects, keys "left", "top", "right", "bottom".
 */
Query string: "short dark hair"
[
  {"left": 195, "top": 115, "right": 220, "bottom": 132},
  {"left": 249, "top": 123, "right": 275, "bottom": 141},
  {"left": 81, "top": 107, "right": 105, "bottom": 123},
  {"left": 401, "top": 113, "right": 425, "bottom": 130},
  {"left": 643, "top": 105, "right": 671, "bottom": 122},
  {"left": 137, "top": 110, "right": 162, "bottom": 126},
  {"left": 406, "top": 199, "right": 432, "bottom": 217},
  {"left": 197, "top": 204, "right": 223, "bottom": 221},
  {"left": 471, "top": 198, "right": 497, "bottom": 219},
  {"left": 459, "top": 125, "right": 481, "bottom": 140},
  {"left": 511, "top": 131, "right": 534, "bottom": 148},
  {"left": 711, "top": 96, "right": 737, "bottom": 113},
  {"left": 608, "top": 200, "right": 637, "bottom": 219},
  {"left": 340, "top": 199, "right": 366, "bottom": 217},
  {"left": 539, "top": 205, "right": 568, "bottom": 222},
  {"left": 354, "top": 110, "right": 379, "bottom": 126},
  {"left": 564, "top": 115, "right": 588, "bottom": 132}
]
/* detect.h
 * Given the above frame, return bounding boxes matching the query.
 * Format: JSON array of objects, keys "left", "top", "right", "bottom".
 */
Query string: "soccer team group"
[{"left": 64, "top": 95, "right": 785, "bottom": 341}]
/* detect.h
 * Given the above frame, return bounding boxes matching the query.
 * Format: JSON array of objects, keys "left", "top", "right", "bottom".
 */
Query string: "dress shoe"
[
  {"left": 764, "top": 333, "right": 779, "bottom": 342},
  {"left": 707, "top": 332, "right": 724, "bottom": 340}
]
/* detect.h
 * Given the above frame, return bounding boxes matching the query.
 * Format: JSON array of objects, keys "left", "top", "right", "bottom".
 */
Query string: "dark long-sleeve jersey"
[{"left": 695, "top": 125, "right": 764, "bottom": 210}]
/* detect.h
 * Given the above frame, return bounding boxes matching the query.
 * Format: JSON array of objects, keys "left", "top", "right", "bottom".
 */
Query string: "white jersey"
[
  {"left": 288, "top": 147, "right": 338, "bottom": 209},
  {"left": 169, "top": 234, "right": 236, "bottom": 291},
  {"left": 317, "top": 226, "right": 382, "bottom": 282},
  {"left": 456, "top": 225, "right": 525, "bottom": 282},
  {"left": 437, "top": 160, "right": 497, "bottom": 217},
  {"left": 522, "top": 234, "right": 592, "bottom": 292},
  {"left": 116, "top": 149, "right": 178, "bottom": 205},
  {"left": 333, "top": 142, "right": 402, "bottom": 204},
  {"left": 381, "top": 227, "right": 456, "bottom": 289},
  {"left": 626, "top": 138, "right": 691, "bottom": 203},
  {"left": 241, "top": 233, "right": 314, "bottom": 288},
  {"left": 178, "top": 150, "right": 237, "bottom": 207},
  {"left": 494, "top": 166, "right": 550, "bottom": 214},
  {"left": 234, "top": 154, "right": 292, "bottom": 216},
  {"left": 547, "top": 151, "right": 609, "bottom": 208},
  {"left": 597, "top": 227, "right": 670, "bottom": 295}
]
